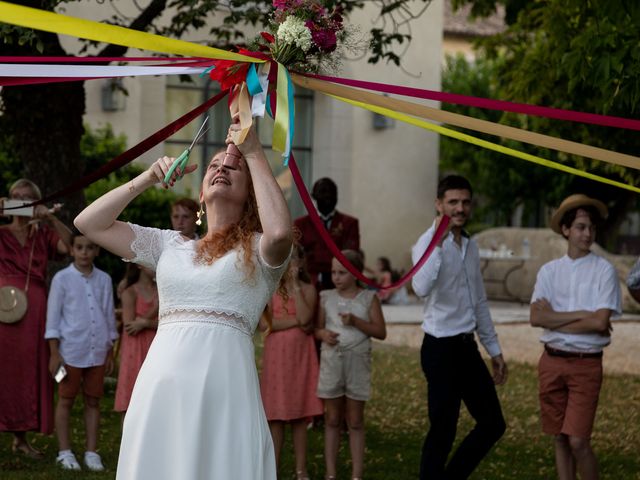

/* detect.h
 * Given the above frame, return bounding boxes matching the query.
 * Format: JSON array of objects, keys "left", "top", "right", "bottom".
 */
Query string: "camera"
[{"left": 2, "top": 199, "right": 34, "bottom": 217}]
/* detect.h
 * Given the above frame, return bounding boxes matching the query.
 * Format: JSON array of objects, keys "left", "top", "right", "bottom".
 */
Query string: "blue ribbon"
[
  {"left": 284, "top": 68, "right": 295, "bottom": 166},
  {"left": 245, "top": 63, "right": 263, "bottom": 96},
  {"left": 199, "top": 65, "right": 215, "bottom": 78}
]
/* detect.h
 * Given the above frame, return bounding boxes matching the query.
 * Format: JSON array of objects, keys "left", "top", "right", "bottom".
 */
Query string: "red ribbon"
[
  {"left": 305, "top": 73, "right": 640, "bottom": 132},
  {"left": 288, "top": 153, "right": 448, "bottom": 290},
  {"left": 0, "top": 56, "right": 209, "bottom": 63},
  {"left": 24, "top": 90, "right": 228, "bottom": 207}
]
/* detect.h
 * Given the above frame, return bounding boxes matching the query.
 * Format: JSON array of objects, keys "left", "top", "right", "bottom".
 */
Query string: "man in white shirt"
[
  {"left": 412, "top": 175, "right": 507, "bottom": 480},
  {"left": 530, "top": 194, "right": 621, "bottom": 480}
]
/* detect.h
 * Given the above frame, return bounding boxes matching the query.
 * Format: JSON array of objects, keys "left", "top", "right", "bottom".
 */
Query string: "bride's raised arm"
[
  {"left": 74, "top": 159, "right": 197, "bottom": 259},
  {"left": 231, "top": 124, "right": 292, "bottom": 267}
]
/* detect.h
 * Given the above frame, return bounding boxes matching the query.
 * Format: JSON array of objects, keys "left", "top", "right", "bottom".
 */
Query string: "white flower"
[{"left": 276, "top": 16, "right": 312, "bottom": 52}]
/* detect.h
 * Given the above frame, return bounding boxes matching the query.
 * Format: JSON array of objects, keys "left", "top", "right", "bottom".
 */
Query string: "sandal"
[{"left": 12, "top": 439, "right": 44, "bottom": 460}]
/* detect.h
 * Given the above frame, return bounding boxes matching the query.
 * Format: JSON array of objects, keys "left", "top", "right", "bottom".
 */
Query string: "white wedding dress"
[{"left": 116, "top": 224, "right": 287, "bottom": 480}]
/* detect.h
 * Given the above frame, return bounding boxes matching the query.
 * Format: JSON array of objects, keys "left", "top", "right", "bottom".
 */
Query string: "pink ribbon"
[{"left": 306, "top": 73, "right": 640, "bottom": 132}]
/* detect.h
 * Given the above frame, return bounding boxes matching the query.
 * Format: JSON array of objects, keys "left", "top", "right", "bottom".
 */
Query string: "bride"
[{"left": 75, "top": 122, "right": 292, "bottom": 479}]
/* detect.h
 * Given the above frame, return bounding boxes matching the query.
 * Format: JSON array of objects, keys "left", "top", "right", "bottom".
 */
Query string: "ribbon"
[
  {"left": 272, "top": 63, "right": 294, "bottom": 164},
  {"left": 26, "top": 90, "right": 228, "bottom": 207},
  {"left": 289, "top": 153, "right": 449, "bottom": 289},
  {"left": 306, "top": 72, "right": 640, "bottom": 132},
  {"left": 0, "top": 55, "right": 208, "bottom": 63},
  {"left": 292, "top": 74, "right": 640, "bottom": 172},
  {"left": 0, "top": 64, "right": 207, "bottom": 77},
  {"left": 331, "top": 93, "right": 640, "bottom": 194},
  {"left": 245, "top": 64, "right": 263, "bottom": 96},
  {"left": 0, "top": 1, "right": 261, "bottom": 62}
]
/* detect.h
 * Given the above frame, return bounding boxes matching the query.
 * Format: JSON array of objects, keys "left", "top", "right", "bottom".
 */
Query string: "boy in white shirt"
[
  {"left": 45, "top": 231, "right": 117, "bottom": 471},
  {"left": 530, "top": 194, "right": 621, "bottom": 480}
]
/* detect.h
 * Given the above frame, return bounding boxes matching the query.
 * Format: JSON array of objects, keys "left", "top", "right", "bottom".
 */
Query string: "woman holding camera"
[{"left": 0, "top": 179, "right": 71, "bottom": 458}]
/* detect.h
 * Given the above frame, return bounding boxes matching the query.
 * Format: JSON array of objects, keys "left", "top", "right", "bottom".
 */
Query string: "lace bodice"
[{"left": 126, "top": 224, "right": 289, "bottom": 333}]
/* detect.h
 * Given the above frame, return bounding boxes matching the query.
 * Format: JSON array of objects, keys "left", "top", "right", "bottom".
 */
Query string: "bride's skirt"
[{"left": 116, "top": 314, "right": 276, "bottom": 480}]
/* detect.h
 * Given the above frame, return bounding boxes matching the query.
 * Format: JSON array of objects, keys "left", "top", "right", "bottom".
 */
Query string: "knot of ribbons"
[{"left": 206, "top": 48, "right": 295, "bottom": 165}]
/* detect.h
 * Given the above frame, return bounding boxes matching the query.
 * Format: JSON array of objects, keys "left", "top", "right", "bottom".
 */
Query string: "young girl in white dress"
[
  {"left": 74, "top": 123, "right": 292, "bottom": 480},
  {"left": 315, "top": 250, "right": 386, "bottom": 480}
]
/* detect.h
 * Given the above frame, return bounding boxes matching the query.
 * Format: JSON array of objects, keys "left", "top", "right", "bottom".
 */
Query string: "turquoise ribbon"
[
  {"left": 285, "top": 68, "right": 295, "bottom": 166},
  {"left": 245, "top": 63, "right": 263, "bottom": 96}
]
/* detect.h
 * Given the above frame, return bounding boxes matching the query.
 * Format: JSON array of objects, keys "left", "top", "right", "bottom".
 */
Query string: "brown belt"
[{"left": 545, "top": 345, "right": 603, "bottom": 359}]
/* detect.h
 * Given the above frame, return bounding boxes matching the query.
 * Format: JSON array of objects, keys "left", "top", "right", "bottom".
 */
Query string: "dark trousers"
[{"left": 419, "top": 333, "right": 506, "bottom": 480}]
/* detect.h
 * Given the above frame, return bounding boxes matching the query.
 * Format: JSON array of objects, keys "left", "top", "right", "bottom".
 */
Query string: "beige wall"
[
  {"left": 312, "top": 0, "right": 443, "bottom": 272},
  {"left": 61, "top": 1, "right": 444, "bottom": 271},
  {"left": 442, "top": 34, "right": 477, "bottom": 61}
]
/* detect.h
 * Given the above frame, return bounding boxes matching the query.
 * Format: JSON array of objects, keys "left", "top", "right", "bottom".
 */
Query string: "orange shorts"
[
  {"left": 537, "top": 351, "right": 603, "bottom": 438},
  {"left": 58, "top": 364, "right": 106, "bottom": 399}
]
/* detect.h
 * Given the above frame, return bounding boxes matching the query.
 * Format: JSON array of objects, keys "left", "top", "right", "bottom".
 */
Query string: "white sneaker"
[
  {"left": 56, "top": 450, "right": 81, "bottom": 470},
  {"left": 84, "top": 451, "right": 105, "bottom": 472}
]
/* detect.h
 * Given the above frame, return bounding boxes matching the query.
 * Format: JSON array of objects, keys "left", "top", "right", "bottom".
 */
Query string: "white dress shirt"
[
  {"left": 531, "top": 252, "right": 621, "bottom": 353},
  {"left": 45, "top": 264, "right": 118, "bottom": 368},
  {"left": 412, "top": 223, "right": 501, "bottom": 357}
]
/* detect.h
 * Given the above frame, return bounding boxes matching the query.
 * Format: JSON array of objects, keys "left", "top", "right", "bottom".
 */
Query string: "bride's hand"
[
  {"left": 227, "top": 123, "right": 261, "bottom": 159},
  {"left": 148, "top": 156, "right": 198, "bottom": 189}
]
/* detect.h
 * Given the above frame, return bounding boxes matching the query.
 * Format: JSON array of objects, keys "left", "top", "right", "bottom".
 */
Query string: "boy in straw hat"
[{"left": 530, "top": 194, "right": 621, "bottom": 480}]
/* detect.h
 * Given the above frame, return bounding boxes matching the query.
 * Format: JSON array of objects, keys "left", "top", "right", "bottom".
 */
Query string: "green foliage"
[{"left": 80, "top": 124, "right": 127, "bottom": 175}]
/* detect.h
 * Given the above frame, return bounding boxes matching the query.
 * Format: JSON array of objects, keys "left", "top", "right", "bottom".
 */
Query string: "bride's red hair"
[{"left": 194, "top": 152, "right": 290, "bottom": 318}]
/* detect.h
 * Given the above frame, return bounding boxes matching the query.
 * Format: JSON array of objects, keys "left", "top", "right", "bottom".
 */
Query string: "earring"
[{"left": 196, "top": 203, "right": 204, "bottom": 226}]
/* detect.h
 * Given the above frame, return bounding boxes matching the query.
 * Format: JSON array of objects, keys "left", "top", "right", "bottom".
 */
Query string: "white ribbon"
[{"left": 0, "top": 64, "right": 207, "bottom": 77}]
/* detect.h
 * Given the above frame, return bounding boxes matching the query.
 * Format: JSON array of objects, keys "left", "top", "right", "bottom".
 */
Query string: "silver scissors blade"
[{"left": 188, "top": 116, "right": 210, "bottom": 151}]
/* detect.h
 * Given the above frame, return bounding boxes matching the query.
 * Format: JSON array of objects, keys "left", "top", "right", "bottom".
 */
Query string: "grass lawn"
[{"left": 1, "top": 342, "right": 638, "bottom": 479}]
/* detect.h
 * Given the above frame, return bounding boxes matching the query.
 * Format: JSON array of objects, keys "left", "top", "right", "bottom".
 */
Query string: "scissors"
[{"left": 163, "top": 116, "right": 210, "bottom": 184}]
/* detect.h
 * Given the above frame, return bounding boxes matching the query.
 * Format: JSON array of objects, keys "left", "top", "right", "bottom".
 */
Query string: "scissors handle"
[{"left": 163, "top": 149, "right": 190, "bottom": 184}]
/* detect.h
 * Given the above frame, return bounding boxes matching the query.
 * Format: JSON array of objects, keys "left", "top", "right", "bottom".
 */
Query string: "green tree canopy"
[{"left": 443, "top": 0, "right": 640, "bottom": 245}]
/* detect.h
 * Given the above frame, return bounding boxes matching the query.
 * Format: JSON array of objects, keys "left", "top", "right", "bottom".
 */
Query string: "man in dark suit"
[{"left": 294, "top": 178, "right": 360, "bottom": 290}]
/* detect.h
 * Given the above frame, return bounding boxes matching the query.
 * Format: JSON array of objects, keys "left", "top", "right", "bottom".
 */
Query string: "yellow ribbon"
[
  {"left": 0, "top": 1, "right": 261, "bottom": 62},
  {"left": 331, "top": 94, "right": 640, "bottom": 194},
  {"left": 272, "top": 62, "right": 290, "bottom": 157}
]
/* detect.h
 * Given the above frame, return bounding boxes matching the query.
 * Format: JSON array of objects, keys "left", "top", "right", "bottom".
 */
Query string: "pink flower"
[
  {"left": 311, "top": 28, "right": 337, "bottom": 53},
  {"left": 273, "top": 0, "right": 287, "bottom": 9}
]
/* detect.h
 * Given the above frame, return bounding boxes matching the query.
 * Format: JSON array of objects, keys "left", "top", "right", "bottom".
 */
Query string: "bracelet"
[{"left": 128, "top": 179, "right": 135, "bottom": 193}]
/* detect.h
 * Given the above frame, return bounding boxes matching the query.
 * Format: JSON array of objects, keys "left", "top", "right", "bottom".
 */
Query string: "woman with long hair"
[{"left": 75, "top": 122, "right": 292, "bottom": 480}]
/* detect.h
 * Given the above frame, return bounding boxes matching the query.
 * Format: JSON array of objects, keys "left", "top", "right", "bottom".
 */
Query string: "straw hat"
[{"left": 550, "top": 194, "right": 608, "bottom": 234}]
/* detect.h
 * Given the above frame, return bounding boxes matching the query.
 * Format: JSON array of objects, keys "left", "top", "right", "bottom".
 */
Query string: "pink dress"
[
  {"left": 260, "top": 294, "right": 323, "bottom": 421},
  {"left": 0, "top": 225, "right": 59, "bottom": 434},
  {"left": 114, "top": 285, "right": 157, "bottom": 412}
]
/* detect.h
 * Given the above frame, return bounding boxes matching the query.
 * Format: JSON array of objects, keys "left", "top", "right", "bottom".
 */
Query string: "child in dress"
[
  {"left": 260, "top": 245, "right": 323, "bottom": 480},
  {"left": 45, "top": 232, "right": 117, "bottom": 471},
  {"left": 114, "top": 264, "right": 158, "bottom": 419},
  {"left": 315, "top": 250, "right": 386, "bottom": 480}
]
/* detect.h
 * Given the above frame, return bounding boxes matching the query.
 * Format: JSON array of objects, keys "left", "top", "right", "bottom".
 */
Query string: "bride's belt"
[{"left": 159, "top": 309, "right": 253, "bottom": 337}]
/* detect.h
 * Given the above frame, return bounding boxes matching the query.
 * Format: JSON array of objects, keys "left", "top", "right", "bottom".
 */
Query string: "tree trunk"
[{"left": 2, "top": 82, "right": 86, "bottom": 227}]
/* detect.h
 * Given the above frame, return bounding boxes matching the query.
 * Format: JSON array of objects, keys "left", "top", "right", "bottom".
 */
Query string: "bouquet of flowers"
[{"left": 252, "top": 0, "right": 349, "bottom": 73}]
